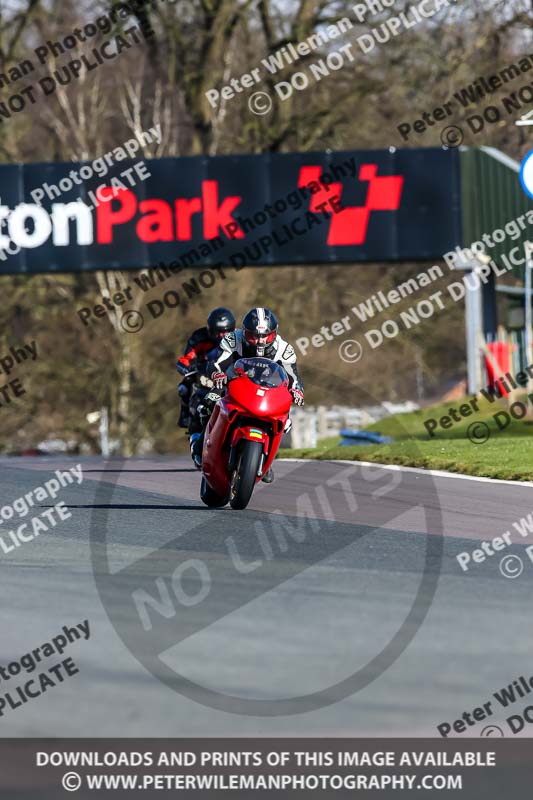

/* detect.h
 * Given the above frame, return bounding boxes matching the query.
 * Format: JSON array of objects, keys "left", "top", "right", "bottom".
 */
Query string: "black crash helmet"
[{"left": 207, "top": 307, "right": 236, "bottom": 341}]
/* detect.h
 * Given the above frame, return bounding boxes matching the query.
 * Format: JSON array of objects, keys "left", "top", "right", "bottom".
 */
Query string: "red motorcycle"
[{"left": 200, "top": 357, "right": 293, "bottom": 510}]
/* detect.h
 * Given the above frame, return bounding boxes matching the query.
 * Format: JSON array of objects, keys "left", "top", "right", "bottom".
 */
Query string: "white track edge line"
[{"left": 278, "top": 458, "right": 533, "bottom": 488}]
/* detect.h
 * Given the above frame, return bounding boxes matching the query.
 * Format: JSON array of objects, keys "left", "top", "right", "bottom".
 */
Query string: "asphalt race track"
[{"left": 1, "top": 455, "right": 532, "bottom": 737}]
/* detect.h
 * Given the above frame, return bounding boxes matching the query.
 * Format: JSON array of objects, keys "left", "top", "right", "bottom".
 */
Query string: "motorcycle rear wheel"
[
  {"left": 230, "top": 440, "right": 263, "bottom": 510},
  {"left": 200, "top": 476, "right": 228, "bottom": 508}
]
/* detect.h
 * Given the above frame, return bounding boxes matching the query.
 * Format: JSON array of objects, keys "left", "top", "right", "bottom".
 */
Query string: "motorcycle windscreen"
[{"left": 231, "top": 358, "right": 288, "bottom": 388}]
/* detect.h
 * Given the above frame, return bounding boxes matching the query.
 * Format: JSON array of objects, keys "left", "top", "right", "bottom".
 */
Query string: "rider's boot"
[
  {"left": 262, "top": 418, "right": 290, "bottom": 482},
  {"left": 262, "top": 468, "right": 274, "bottom": 483}
]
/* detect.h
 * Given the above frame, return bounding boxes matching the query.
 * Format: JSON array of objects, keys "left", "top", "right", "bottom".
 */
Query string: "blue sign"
[{"left": 520, "top": 149, "right": 533, "bottom": 200}]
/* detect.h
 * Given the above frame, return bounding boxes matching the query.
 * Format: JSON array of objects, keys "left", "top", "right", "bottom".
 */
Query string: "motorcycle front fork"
[{"left": 229, "top": 444, "right": 266, "bottom": 478}]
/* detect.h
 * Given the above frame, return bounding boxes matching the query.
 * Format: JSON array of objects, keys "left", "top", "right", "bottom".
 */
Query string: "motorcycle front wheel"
[{"left": 229, "top": 440, "right": 263, "bottom": 510}]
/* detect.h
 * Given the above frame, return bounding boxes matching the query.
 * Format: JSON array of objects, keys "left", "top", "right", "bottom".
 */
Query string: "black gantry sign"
[{"left": 0, "top": 148, "right": 461, "bottom": 274}]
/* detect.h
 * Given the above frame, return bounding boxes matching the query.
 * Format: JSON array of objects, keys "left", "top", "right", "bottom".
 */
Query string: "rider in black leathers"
[{"left": 176, "top": 307, "right": 236, "bottom": 430}]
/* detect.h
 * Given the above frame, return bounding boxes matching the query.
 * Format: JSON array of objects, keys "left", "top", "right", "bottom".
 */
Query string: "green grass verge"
[{"left": 279, "top": 395, "right": 533, "bottom": 481}]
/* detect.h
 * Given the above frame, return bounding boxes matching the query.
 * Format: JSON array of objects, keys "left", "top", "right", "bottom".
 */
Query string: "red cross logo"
[{"left": 298, "top": 164, "right": 404, "bottom": 245}]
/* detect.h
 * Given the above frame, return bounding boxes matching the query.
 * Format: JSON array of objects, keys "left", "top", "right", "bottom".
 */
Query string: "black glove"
[{"left": 176, "top": 362, "right": 189, "bottom": 376}]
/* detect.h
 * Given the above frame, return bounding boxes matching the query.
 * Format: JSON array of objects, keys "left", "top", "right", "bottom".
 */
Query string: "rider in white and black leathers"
[
  {"left": 204, "top": 308, "right": 304, "bottom": 482},
  {"left": 211, "top": 308, "right": 304, "bottom": 400}
]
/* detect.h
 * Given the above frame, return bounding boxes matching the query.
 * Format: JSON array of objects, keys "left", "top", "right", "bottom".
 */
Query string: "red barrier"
[{"left": 485, "top": 342, "right": 514, "bottom": 395}]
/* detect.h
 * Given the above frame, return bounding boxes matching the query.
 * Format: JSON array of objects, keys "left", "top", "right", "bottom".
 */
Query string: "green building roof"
[{"left": 460, "top": 146, "right": 533, "bottom": 279}]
